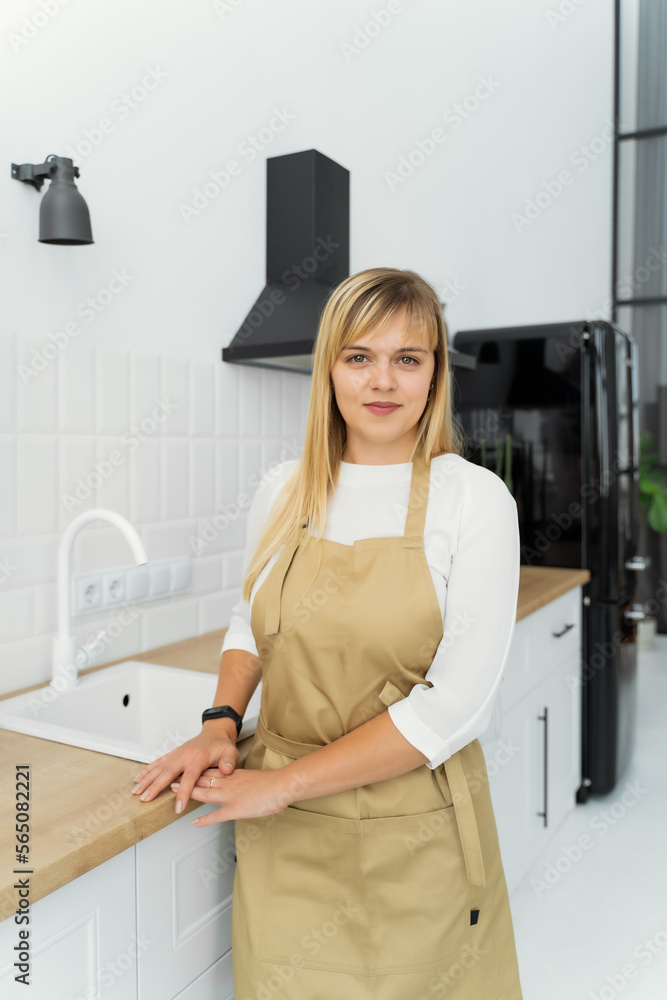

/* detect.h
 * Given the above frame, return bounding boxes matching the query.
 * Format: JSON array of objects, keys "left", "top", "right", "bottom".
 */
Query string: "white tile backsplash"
[
  {"left": 0, "top": 587, "right": 33, "bottom": 644},
  {"left": 161, "top": 355, "right": 190, "bottom": 436},
  {"left": 216, "top": 360, "right": 239, "bottom": 438},
  {"left": 17, "top": 436, "right": 59, "bottom": 535},
  {"left": 161, "top": 438, "right": 190, "bottom": 521},
  {"left": 58, "top": 436, "right": 98, "bottom": 529},
  {"left": 16, "top": 334, "right": 59, "bottom": 433},
  {"left": 0, "top": 331, "right": 307, "bottom": 697},
  {"left": 59, "top": 343, "right": 95, "bottom": 434},
  {"left": 130, "top": 438, "right": 161, "bottom": 524},
  {"left": 0, "top": 334, "right": 17, "bottom": 433},
  {"left": 189, "top": 439, "right": 216, "bottom": 518},
  {"left": 0, "top": 436, "right": 17, "bottom": 536},
  {"left": 95, "top": 436, "right": 130, "bottom": 519},
  {"left": 131, "top": 352, "right": 162, "bottom": 428},
  {"left": 190, "top": 358, "right": 215, "bottom": 437},
  {"left": 96, "top": 347, "right": 130, "bottom": 435}
]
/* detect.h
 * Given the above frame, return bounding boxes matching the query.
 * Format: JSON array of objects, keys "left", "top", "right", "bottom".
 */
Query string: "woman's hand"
[
  {"left": 172, "top": 766, "right": 296, "bottom": 826},
  {"left": 132, "top": 730, "right": 240, "bottom": 813}
]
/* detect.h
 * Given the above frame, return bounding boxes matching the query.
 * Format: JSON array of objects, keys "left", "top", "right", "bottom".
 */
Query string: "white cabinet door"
[
  {"left": 0, "top": 846, "right": 137, "bottom": 1000},
  {"left": 484, "top": 694, "right": 543, "bottom": 896},
  {"left": 491, "top": 674, "right": 582, "bottom": 895},
  {"left": 172, "top": 949, "right": 233, "bottom": 1000},
  {"left": 136, "top": 804, "right": 236, "bottom": 1000},
  {"left": 540, "top": 652, "right": 582, "bottom": 833}
]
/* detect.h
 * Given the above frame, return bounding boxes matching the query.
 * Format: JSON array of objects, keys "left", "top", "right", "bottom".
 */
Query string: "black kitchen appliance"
[{"left": 451, "top": 320, "right": 646, "bottom": 797}]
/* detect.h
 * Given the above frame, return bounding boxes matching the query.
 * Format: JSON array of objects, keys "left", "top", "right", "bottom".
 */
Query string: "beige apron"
[{"left": 231, "top": 451, "right": 523, "bottom": 998}]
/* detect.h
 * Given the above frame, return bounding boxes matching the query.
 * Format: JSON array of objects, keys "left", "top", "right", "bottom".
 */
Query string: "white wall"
[{"left": 0, "top": 0, "right": 615, "bottom": 694}]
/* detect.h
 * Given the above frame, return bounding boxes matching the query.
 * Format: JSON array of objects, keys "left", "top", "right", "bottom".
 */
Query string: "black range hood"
[
  {"left": 222, "top": 147, "right": 476, "bottom": 374},
  {"left": 222, "top": 148, "right": 349, "bottom": 374}
]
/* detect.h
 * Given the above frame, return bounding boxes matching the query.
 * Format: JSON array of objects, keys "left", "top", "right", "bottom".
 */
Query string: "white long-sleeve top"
[{"left": 221, "top": 453, "right": 521, "bottom": 770}]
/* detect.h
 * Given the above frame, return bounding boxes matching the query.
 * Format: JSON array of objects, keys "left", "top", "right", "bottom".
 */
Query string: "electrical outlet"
[
  {"left": 103, "top": 572, "right": 126, "bottom": 606},
  {"left": 74, "top": 574, "right": 103, "bottom": 615},
  {"left": 73, "top": 556, "right": 192, "bottom": 616}
]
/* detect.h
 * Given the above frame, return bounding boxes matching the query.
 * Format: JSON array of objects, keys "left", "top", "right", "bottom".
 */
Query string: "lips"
[{"left": 363, "top": 403, "right": 399, "bottom": 409}]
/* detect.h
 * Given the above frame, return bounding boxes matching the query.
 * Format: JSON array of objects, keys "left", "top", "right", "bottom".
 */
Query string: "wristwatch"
[{"left": 201, "top": 705, "right": 243, "bottom": 737}]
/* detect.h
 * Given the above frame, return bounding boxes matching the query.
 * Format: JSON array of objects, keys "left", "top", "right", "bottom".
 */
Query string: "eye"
[{"left": 344, "top": 355, "right": 421, "bottom": 365}]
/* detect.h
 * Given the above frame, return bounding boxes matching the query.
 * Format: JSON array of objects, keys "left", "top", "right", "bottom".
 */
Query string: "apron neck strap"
[{"left": 403, "top": 450, "right": 431, "bottom": 539}]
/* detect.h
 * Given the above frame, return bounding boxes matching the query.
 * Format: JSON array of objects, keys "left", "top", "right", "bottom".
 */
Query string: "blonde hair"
[{"left": 241, "top": 266, "right": 466, "bottom": 603}]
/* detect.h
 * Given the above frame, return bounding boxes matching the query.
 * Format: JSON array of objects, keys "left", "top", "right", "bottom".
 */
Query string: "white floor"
[{"left": 510, "top": 635, "right": 667, "bottom": 1000}]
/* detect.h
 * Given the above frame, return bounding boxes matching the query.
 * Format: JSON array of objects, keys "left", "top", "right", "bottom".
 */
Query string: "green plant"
[
  {"left": 638, "top": 430, "right": 667, "bottom": 533},
  {"left": 480, "top": 433, "right": 513, "bottom": 495}
]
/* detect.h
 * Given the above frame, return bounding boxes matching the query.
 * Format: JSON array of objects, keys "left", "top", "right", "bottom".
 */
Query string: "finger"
[
  {"left": 173, "top": 766, "right": 212, "bottom": 814},
  {"left": 190, "top": 807, "right": 228, "bottom": 828},
  {"left": 178, "top": 772, "right": 225, "bottom": 789},
  {"left": 132, "top": 755, "right": 178, "bottom": 791},
  {"left": 217, "top": 748, "right": 239, "bottom": 774},
  {"left": 134, "top": 761, "right": 188, "bottom": 801}
]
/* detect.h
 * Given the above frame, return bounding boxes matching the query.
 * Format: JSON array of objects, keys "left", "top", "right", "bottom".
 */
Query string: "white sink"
[{"left": 0, "top": 661, "right": 262, "bottom": 763}]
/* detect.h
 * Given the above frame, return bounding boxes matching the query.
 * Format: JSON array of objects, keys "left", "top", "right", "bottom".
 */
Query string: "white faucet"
[{"left": 52, "top": 508, "right": 149, "bottom": 691}]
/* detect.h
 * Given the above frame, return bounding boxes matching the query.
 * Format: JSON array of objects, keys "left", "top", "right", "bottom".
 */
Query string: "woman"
[{"left": 132, "top": 267, "right": 524, "bottom": 998}]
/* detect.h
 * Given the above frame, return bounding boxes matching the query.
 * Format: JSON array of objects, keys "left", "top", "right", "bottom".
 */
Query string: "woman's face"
[{"left": 330, "top": 307, "right": 436, "bottom": 464}]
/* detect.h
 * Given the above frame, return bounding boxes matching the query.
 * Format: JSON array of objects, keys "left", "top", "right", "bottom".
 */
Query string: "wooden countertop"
[{"left": 0, "top": 564, "right": 589, "bottom": 919}]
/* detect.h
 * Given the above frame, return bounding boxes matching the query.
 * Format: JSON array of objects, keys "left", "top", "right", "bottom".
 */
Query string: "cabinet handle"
[
  {"left": 537, "top": 706, "right": 548, "bottom": 828},
  {"left": 552, "top": 622, "right": 575, "bottom": 638}
]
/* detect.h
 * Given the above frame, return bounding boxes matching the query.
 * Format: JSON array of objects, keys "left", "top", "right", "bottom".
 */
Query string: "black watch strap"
[{"left": 201, "top": 705, "right": 243, "bottom": 737}]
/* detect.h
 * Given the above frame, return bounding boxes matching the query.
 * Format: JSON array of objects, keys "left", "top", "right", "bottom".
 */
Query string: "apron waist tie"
[
  {"left": 257, "top": 715, "right": 487, "bottom": 889},
  {"left": 440, "top": 753, "right": 487, "bottom": 889}
]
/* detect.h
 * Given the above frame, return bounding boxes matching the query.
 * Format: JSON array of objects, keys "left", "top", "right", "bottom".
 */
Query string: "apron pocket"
[{"left": 258, "top": 802, "right": 471, "bottom": 976}]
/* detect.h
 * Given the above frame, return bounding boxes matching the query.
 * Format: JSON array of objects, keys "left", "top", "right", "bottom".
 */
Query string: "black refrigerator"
[{"left": 451, "top": 320, "right": 645, "bottom": 797}]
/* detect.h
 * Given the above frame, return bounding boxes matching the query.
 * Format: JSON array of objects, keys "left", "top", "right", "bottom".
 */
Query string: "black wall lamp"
[{"left": 11, "top": 154, "right": 94, "bottom": 245}]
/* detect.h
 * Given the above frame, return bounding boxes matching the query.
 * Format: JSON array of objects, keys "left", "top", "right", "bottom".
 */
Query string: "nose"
[{"left": 367, "top": 362, "right": 397, "bottom": 390}]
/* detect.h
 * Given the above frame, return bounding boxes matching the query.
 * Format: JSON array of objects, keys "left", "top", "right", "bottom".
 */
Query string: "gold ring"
[{"left": 209, "top": 776, "right": 215, "bottom": 788}]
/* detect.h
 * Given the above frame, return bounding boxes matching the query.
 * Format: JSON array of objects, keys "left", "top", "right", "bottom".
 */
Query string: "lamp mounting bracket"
[{"left": 11, "top": 160, "right": 62, "bottom": 192}]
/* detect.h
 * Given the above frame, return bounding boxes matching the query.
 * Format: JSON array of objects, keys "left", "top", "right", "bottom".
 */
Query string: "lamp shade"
[{"left": 38, "top": 156, "right": 93, "bottom": 245}]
